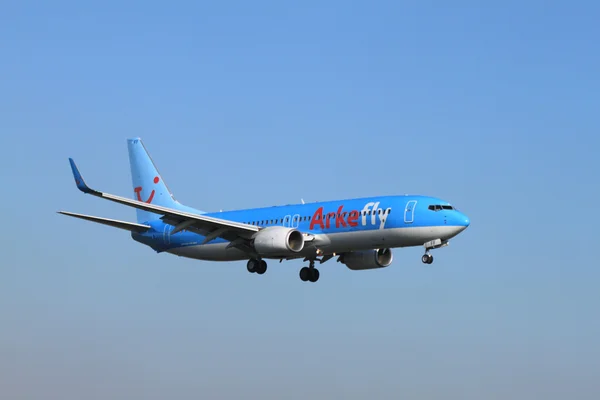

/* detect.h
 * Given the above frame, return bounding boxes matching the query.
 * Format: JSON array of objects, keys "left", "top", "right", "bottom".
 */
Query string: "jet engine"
[
  {"left": 253, "top": 226, "right": 305, "bottom": 256},
  {"left": 342, "top": 248, "right": 393, "bottom": 270}
]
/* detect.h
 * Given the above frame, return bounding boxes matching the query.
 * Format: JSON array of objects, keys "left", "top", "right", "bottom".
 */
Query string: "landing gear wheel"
[
  {"left": 421, "top": 254, "right": 433, "bottom": 264},
  {"left": 256, "top": 260, "right": 267, "bottom": 275},
  {"left": 247, "top": 259, "right": 258, "bottom": 273},
  {"left": 300, "top": 259, "right": 320, "bottom": 283},
  {"left": 299, "top": 267, "right": 311, "bottom": 282}
]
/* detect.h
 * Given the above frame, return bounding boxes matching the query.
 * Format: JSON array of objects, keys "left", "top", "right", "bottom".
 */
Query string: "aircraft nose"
[{"left": 461, "top": 213, "right": 470, "bottom": 227}]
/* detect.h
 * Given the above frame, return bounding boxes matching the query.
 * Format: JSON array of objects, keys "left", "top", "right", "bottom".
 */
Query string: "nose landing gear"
[{"left": 421, "top": 238, "right": 448, "bottom": 265}]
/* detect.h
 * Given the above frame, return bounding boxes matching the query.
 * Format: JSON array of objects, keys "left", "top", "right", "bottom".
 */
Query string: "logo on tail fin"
[{"left": 134, "top": 176, "right": 160, "bottom": 203}]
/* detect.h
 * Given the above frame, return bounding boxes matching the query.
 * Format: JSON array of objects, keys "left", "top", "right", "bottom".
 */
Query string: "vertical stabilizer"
[{"left": 127, "top": 138, "right": 201, "bottom": 223}]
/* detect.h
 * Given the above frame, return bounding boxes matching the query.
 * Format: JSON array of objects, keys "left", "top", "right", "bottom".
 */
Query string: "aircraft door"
[
  {"left": 292, "top": 214, "right": 300, "bottom": 228},
  {"left": 283, "top": 215, "right": 291, "bottom": 228},
  {"left": 404, "top": 200, "right": 417, "bottom": 224},
  {"left": 163, "top": 224, "right": 172, "bottom": 245}
]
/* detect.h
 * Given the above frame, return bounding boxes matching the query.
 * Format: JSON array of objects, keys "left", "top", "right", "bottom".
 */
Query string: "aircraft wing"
[
  {"left": 67, "top": 158, "right": 260, "bottom": 245},
  {"left": 57, "top": 211, "right": 152, "bottom": 233}
]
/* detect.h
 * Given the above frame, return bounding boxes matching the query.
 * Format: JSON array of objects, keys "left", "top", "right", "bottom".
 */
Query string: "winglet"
[{"left": 69, "top": 158, "right": 96, "bottom": 194}]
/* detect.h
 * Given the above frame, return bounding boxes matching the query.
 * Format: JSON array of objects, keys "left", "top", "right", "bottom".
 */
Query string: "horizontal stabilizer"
[{"left": 58, "top": 211, "right": 151, "bottom": 233}]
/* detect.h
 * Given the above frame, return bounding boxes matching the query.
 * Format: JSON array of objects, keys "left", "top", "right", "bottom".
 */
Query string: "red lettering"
[
  {"left": 134, "top": 186, "right": 155, "bottom": 203},
  {"left": 325, "top": 212, "right": 336, "bottom": 229},
  {"left": 335, "top": 205, "right": 347, "bottom": 228},
  {"left": 310, "top": 207, "right": 324, "bottom": 230},
  {"left": 347, "top": 210, "right": 359, "bottom": 227},
  {"left": 311, "top": 206, "right": 363, "bottom": 230}
]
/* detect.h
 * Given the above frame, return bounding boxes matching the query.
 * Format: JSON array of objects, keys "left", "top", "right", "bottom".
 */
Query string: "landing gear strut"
[
  {"left": 247, "top": 259, "right": 267, "bottom": 274},
  {"left": 299, "top": 259, "right": 319, "bottom": 283}
]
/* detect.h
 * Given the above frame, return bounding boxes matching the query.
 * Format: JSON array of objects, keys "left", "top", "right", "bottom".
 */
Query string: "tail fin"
[{"left": 127, "top": 138, "right": 202, "bottom": 223}]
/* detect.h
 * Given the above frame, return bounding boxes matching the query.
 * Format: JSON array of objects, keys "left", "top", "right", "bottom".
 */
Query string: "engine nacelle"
[
  {"left": 253, "top": 226, "right": 304, "bottom": 256},
  {"left": 342, "top": 248, "right": 393, "bottom": 270}
]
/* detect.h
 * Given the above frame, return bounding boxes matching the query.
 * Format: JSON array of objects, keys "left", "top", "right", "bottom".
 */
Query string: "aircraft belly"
[
  {"left": 319, "top": 226, "right": 464, "bottom": 253},
  {"left": 164, "top": 226, "right": 464, "bottom": 262},
  {"left": 166, "top": 243, "right": 248, "bottom": 261}
]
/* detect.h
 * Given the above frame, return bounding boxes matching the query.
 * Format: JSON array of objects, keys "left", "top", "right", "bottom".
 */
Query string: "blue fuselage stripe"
[{"left": 132, "top": 195, "right": 469, "bottom": 252}]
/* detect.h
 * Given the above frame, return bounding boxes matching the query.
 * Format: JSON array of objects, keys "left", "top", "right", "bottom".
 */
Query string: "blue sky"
[{"left": 1, "top": 1, "right": 599, "bottom": 398}]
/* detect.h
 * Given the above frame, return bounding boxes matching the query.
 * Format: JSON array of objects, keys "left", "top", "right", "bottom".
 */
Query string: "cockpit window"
[{"left": 428, "top": 204, "right": 454, "bottom": 211}]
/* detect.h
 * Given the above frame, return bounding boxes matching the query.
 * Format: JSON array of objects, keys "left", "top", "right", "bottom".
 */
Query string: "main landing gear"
[
  {"left": 247, "top": 259, "right": 267, "bottom": 275},
  {"left": 299, "top": 259, "right": 319, "bottom": 283},
  {"left": 247, "top": 256, "right": 323, "bottom": 282}
]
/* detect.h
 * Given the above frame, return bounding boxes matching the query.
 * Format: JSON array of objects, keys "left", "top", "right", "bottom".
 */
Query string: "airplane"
[{"left": 59, "top": 138, "right": 470, "bottom": 283}]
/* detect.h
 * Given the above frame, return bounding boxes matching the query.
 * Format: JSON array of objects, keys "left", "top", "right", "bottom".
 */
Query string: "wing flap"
[{"left": 58, "top": 211, "right": 151, "bottom": 233}]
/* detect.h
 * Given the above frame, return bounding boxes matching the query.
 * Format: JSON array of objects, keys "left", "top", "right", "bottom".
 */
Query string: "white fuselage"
[{"left": 167, "top": 225, "right": 466, "bottom": 261}]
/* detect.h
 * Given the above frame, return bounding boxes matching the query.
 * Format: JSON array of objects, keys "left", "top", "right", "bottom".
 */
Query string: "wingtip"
[{"left": 68, "top": 158, "right": 94, "bottom": 194}]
